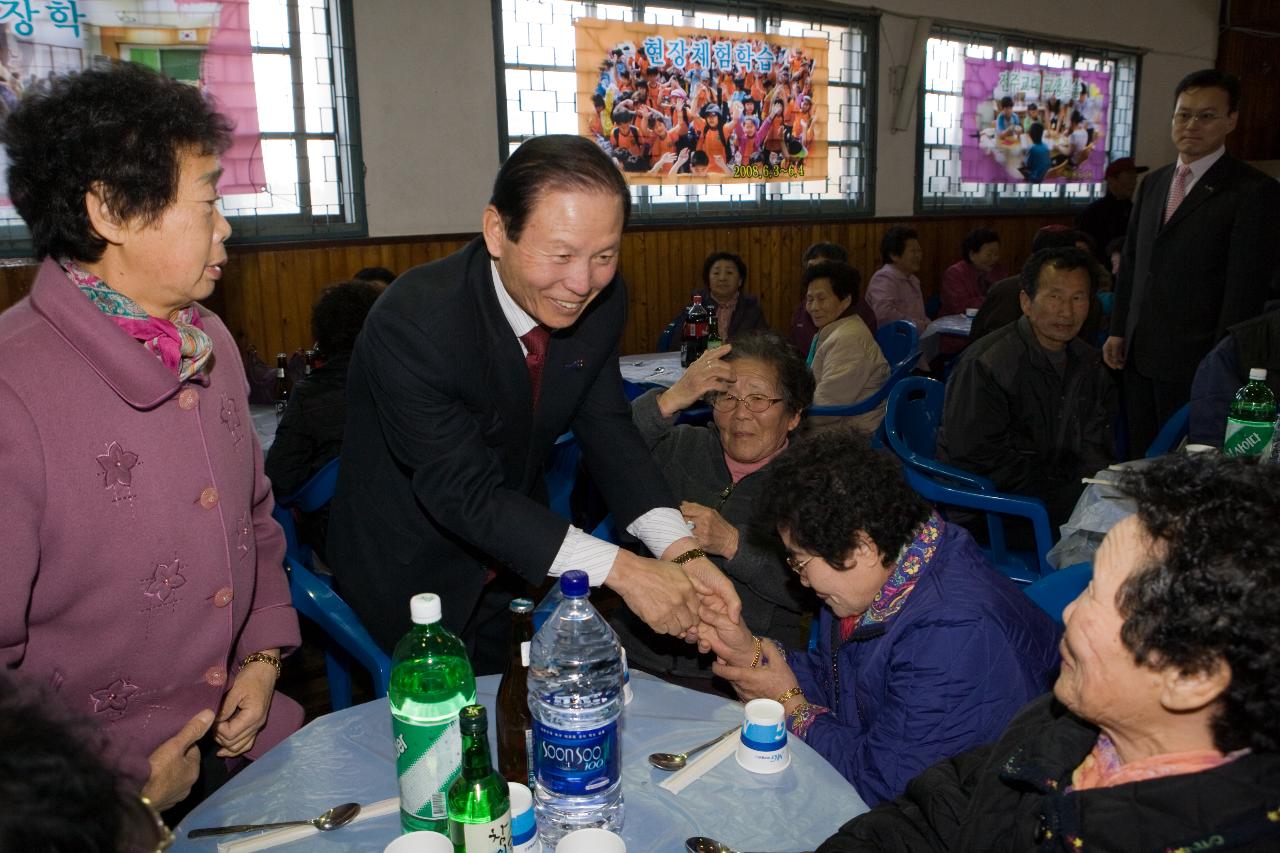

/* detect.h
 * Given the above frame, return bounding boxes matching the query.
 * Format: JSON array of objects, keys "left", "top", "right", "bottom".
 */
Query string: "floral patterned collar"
[{"left": 839, "top": 511, "right": 943, "bottom": 641}]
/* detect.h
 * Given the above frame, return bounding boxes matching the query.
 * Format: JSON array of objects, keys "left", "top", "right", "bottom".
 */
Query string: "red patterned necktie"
[
  {"left": 520, "top": 326, "right": 550, "bottom": 410},
  {"left": 1163, "top": 164, "right": 1191, "bottom": 225}
]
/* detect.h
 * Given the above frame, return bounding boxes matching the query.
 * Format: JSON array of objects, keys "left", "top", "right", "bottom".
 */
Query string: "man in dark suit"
[
  {"left": 1075, "top": 157, "right": 1147, "bottom": 266},
  {"left": 1104, "top": 69, "right": 1280, "bottom": 457},
  {"left": 328, "top": 135, "right": 739, "bottom": 672}
]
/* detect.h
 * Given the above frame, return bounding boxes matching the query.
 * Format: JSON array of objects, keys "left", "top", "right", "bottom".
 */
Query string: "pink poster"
[
  {"left": 0, "top": 0, "right": 263, "bottom": 203},
  {"left": 960, "top": 58, "right": 1110, "bottom": 184}
]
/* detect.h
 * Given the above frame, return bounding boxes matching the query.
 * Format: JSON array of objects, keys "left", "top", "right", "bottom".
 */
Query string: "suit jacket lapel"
[
  {"left": 473, "top": 252, "right": 536, "bottom": 454},
  {"left": 1160, "top": 156, "right": 1231, "bottom": 235}
]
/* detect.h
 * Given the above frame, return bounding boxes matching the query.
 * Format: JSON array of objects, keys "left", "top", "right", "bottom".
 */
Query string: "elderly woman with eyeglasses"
[
  {"left": 697, "top": 431, "right": 1060, "bottom": 806},
  {"left": 614, "top": 332, "right": 816, "bottom": 680}
]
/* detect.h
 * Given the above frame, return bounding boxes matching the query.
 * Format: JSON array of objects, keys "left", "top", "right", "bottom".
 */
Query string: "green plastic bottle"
[
  {"left": 1224, "top": 368, "right": 1276, "bottom": 458},
  {"left": 447, "top": 705, "right": 512, "bottom": 852},
  {"left": 390, "top": 593, "right": 477, "bottom": 833}
]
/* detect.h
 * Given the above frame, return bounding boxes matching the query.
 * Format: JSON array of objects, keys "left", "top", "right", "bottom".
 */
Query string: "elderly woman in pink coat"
[{"left": 0, "top": 63, "right": 301, "bottom": 813}]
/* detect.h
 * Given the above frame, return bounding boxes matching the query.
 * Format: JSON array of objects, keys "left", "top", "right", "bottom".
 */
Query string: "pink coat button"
[
  {"left": 204, "top": 666, "right": 227, "bottom": 687},
  {"left": 213, "top": 587, "right": 234, "bottom": 608},
  {"left": 199, "top": 487, "right": 219, "bottom": 509},
  {"left": 178, "top": 388, "right": 200, "bottom": 410}
]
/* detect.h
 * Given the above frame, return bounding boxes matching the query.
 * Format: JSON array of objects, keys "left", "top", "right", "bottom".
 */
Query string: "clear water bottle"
[
  {"left": 1224, "top": 368, "right": 1276, "bottom": 458},
  {"left": 390, "top": 593, "right": 478, "bottom": 833},
  {"left": 528, "top": 571, "right": 624, "bottom": 848}
]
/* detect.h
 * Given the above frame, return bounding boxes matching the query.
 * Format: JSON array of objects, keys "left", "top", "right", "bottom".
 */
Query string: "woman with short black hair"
[
  {"left": 0, "top": 62, "right": 301, "bottom": 812},
  {"left": 699, "top": 431, "right": 1060, "bottom": 807},
  {"left": 821, "top": 453, "right": 1280, "bottom": 851}
]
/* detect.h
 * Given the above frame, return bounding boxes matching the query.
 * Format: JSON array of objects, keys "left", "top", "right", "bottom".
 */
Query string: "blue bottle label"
[{"left": 533, "top": 719, "right": 619, "bottom": 796}]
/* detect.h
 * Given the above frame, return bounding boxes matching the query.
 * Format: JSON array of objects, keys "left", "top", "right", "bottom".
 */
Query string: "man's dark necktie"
[{"left": 520, "top": 325, "right": 550, "bottom": 410}]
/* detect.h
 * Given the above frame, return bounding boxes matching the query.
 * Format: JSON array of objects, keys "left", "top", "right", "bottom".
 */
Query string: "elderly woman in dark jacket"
[
  {"left": 664, "top": 251, "right": 770, "bottom": 347},
  {"left": 699, "top": 431, "right": 1060, "bottom": 807},
  {"left": 616, "top": 332, "right": 814, "bottom": 677},
  {"left": 819, "top": 453, "right": 1280, "bottom": 852}
]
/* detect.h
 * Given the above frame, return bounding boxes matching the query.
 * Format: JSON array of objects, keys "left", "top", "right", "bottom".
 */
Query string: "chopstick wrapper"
[
  {"left": 215, "top": 797, "right": 399, "bottom": 853},
  {"left": 658, "top": 729, "right": 739, "bottom": 796}
]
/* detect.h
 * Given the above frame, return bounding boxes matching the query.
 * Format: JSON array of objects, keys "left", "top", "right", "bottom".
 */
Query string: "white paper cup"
[
  {"left": 556, "top": 827, "right": 626, "bottom": 852},
  {"left": 735, "top": 698, "right": 790, "bottom": 774},
  {"left": 964, "top": 307, "right": 979, "bottom": 318},
  {"left": 509, "top": 781, "right": 539, "bottom": 853},
  {"left": 384, "top": 830, "right": 454, "bottom": 853}
]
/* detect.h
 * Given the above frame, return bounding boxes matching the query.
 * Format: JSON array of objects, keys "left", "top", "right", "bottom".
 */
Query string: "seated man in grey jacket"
[
  {"left": 937, "top": 247, "right": 1116, "bottom": 540},
  {"left": 613, "top": 332, "right": 816, "bottom": 679}
]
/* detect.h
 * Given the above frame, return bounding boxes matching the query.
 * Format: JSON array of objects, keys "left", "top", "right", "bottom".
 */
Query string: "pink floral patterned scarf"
[{"left": 63, "top": 259, "right": 213, "bottom": 382}]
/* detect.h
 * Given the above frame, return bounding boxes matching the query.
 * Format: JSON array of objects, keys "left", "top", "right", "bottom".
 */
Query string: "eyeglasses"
[
  {"left": 785, "top": 553, "right": 815, "bottom": 574},
  {"left": 1172, "top": 110, "right": 1224, "bottom": 126},
  {"left": 710, "top": 392, "right": 783, "bottom": 413},
  {"left": 118, "top": 793, "right": 175, "bottom": 853}
]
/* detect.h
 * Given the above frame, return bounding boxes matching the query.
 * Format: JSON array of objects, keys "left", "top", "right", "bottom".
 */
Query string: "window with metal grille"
[
  {"left": 495, "top": 0, "right": 876, "bottom": 221},
  {"left": 0, "top": 0, "right": 364, "bottom": 257},
  {"left": 919, "top": 26, "right": 1139, "bottom": 212}
]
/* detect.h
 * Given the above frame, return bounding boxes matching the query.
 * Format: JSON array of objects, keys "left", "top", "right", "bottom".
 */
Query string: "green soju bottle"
[
  {"left": 1224, "top": 368, "right": 1276, "bottom": 458},
  {"left": 390, "top": 593, "right": 477, "bottom": 833},
  {"left": 706, "top": 311, "right": 723, "bottom": 350},
  {"left": 447, "top": 705, "right": 513, "bottom": 852}
]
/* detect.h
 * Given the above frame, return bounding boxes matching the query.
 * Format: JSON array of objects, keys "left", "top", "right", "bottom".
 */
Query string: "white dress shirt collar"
[
  {"left": 1177, "top": 146, "right": 1226, "bottom": 195},
  {"left": 491, "top": 258, "right": 538, "bottom": 354}
]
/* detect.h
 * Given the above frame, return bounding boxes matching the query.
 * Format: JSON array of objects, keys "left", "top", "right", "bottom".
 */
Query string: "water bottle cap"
[
  {"left": 409, "top": 593, "right": 442, "bottom": 624},
  {"left": 1249, "top": 367, "right": 1267, "bottom": 381},
  {"left": 510, "top": 597, "right": 534, "bottom": 614},
  {"left": 560, "top": 570, "right": 589, "bottom": 597}
]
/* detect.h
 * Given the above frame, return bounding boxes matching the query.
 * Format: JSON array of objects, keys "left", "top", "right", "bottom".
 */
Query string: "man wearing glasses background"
[{"left": 1104, "top": 68, "right": 1280, "bottom": 457}]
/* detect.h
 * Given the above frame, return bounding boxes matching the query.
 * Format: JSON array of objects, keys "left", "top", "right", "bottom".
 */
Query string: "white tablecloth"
[
  {"left": 171, "top": 672, "right": 865, "bottom": 852},
  {"left": 918, "top": 314, "right": 973, "bottom": 362},
  {"left": 1045, "top": 458, "right": 1154, "bottom": 569},
  {"left": 619, "top": 352, "right": 685, "bottom": 390},
  {"left": 250, "top": 403, "right": 279, "bottom": 453}
]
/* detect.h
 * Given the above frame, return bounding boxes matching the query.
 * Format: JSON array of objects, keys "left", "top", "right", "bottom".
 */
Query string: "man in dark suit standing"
[
  {"left": 1104, "top": 69, "right": 1280, "bottom": 457},
  {"left": 327, "top": 136, "right": 739, "bottom": 672}
]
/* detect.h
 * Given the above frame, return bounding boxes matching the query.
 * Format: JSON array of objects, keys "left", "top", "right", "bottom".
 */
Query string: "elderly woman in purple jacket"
[
  {"left": 699, "top": 431, "right": 1060, "bottom": 806},
  {"left": 0, "top": 64, "right": 300, "bottom": 812}
]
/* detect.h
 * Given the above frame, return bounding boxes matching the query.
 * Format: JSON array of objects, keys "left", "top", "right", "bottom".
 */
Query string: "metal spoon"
[
  {"left": 686, "top": 837, "right": 813, "bottom": 853},
  {"left": 187, "top": 802, "right": 361, "bottom": 838},
  {"left": 648, "top": 724, "right": 739, "bottom": 770}
]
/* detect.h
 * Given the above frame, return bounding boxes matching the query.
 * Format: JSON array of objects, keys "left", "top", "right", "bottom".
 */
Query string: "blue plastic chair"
[
  {"left": 656, "top": 319, "right": 679, "bottom": 352},
  {"left": 272, "top": 458, "right": 387, "bottom": 710},
  {"left": 1023, "top": 561, "right": 1092, "bottom": 625},
  {"left": 271, "top": 456, "right": 341, "bottom": 569},
  {"left": 874, "top": 320, "right": 920, "bottom": 367},
  {"left": 545, "top": 432, "right": 582, "bottom": 522},
  {"left": 1145, "top": 403, "right": 1190, "bottom": 458},
  {"left": 808, "top": 349, "right": 920, "bottom": 419},
  {"left": 285, "top": 555, "right": 390, "bottom": 704},
  {"left": 884, "top": 377, "right": 1054, "bottom": 583}
]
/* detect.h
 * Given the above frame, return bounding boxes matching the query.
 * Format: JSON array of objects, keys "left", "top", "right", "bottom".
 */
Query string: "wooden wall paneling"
[
  {"left": 289, "top": 247, "right": 317, "bottom": 353},
  {"left": 0, "top": 264, "right": 36, "bottom": 312},
  {"left": 259, "top": 250, "right": 290, "bottom": 359},
  {"left": 0, "top": 216, "right": 1074, "bottom": 363}
]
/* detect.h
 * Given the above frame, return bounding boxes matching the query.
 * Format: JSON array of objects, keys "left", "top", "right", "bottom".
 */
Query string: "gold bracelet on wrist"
[
  {"left": 749, "top": 636, "right": 763, "bottom": 669},
  {"left": 240, "top": 652, "right": 281, "bottom": 680},
  {"left": 776, "top": 686, "right": 804, "bottom": 707},
  {"left": 672, "top": 548, "right": 707, "bottom": 565}
]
